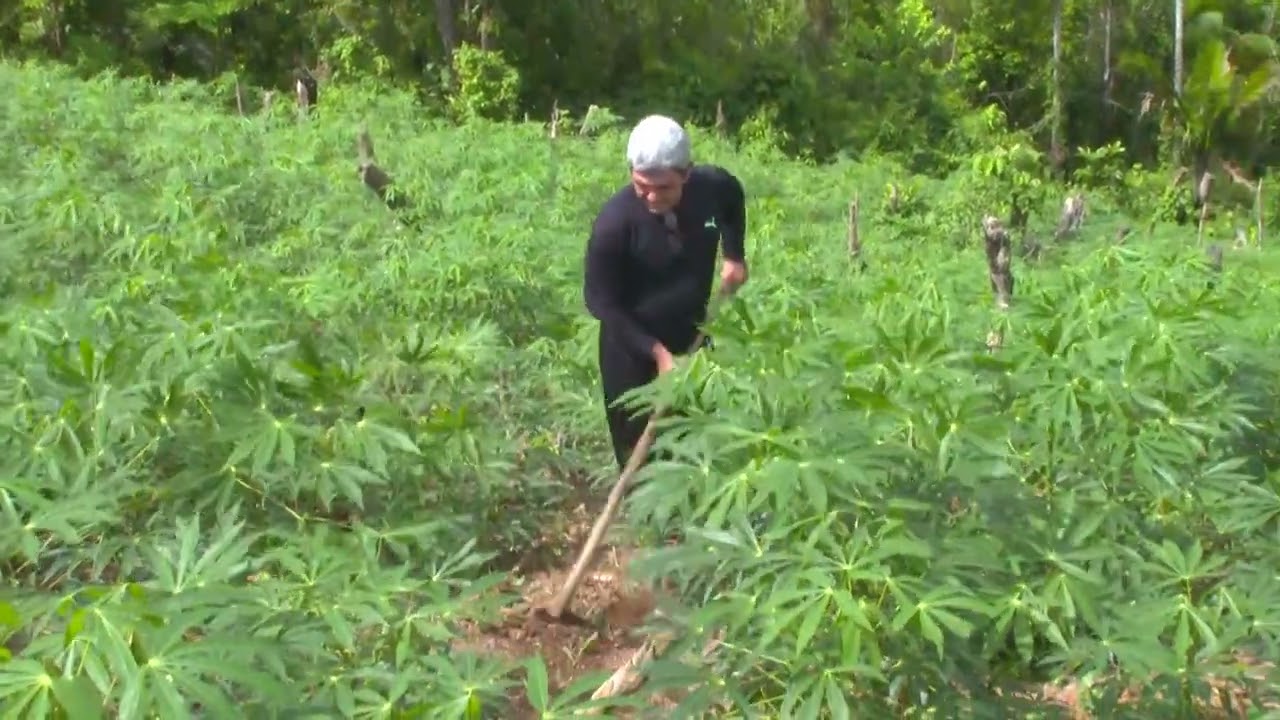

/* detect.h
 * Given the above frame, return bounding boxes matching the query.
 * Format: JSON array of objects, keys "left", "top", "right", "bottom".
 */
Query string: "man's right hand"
[{"left": 652, "top": 343, "right": 676, "bottom": 374}]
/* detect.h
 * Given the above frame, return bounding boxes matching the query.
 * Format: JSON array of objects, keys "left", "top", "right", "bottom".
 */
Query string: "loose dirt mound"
[{"left": 452, "top": 503, "right": 671, "bottom": 718}]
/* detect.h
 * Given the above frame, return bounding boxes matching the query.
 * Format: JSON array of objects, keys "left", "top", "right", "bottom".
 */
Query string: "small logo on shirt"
[{"left": 704, "top": 218, "right": 717, "bottom": 229}]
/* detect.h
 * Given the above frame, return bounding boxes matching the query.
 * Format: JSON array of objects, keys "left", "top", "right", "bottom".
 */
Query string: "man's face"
[{"left": 631, "top": 167, "right": 689, "bottom": 213}]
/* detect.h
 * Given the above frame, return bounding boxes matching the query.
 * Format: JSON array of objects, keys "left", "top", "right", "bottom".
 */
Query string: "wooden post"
[
  {"left": 549, "top": 99, "right": 560, "bottom": 139},
  {"left": 294, "top": 67, "right": 318, "bottom": 118},
  {"left": 1196, "top": 170, "right": 1213, "bottom": 244},
  {"left": 357, "top": 127, "right": 412, "bottom": 213},
  {"left": 982, "top": 215, "right": 1015, "bottom": 350},
  {"left": 847, "top": 195, "right": 862, "bottom": 260},
  {"left": 579, "top": 104, "right": 602, "bottom": 135},
  {"left": 1054, "top": 193, "right": 1085, "bottom": 240},
  {"left": 983, "top": 215, "right": 1014, "bottom": 310}
]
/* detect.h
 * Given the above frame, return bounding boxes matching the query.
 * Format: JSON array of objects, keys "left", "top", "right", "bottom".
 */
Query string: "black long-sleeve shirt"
[{"left": 583, "top": 164, "right": 747, "bottom": 358}]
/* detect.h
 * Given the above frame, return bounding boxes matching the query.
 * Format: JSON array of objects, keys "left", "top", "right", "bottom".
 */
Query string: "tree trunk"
[
  {"left": 435, "top": 0, "right": 459, "bottom": 61},
  {"left": 1051, "top": 0, "right": 1065, "bottom": 178},
  {"left": 1173, "top": 0, "right": 1184, "bottom": 96}
]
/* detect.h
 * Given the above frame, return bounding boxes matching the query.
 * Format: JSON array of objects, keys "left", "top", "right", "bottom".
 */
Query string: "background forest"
[{"left": 5, "top": 0, "right": 1280, "bottom": 181}]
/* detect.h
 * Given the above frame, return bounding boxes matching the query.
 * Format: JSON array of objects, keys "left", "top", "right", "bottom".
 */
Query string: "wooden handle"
[{"left": 544, "top": 293, "right": 728, "bottom": 618}]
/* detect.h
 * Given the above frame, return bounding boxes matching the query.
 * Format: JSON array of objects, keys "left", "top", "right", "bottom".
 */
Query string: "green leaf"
[{"left": 524, "top": 656, "right": 549, "bottom": 711}]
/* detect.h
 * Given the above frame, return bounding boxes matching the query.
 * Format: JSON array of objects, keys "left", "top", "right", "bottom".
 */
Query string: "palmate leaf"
[
  {"left": 0, "top": 476, "right": 122, "bottom": 563},
  {"left": 0, "top": 664, "right": 104, "bottom": 719},
  {"left": 113, "top": 628, "right": 295, "bottom": 718},
  {"left": 139, "top": 513, "right": 260, "bottom": 593},
  {"left": 2, "top": 61, "right": 1280, "bottom": 719}
]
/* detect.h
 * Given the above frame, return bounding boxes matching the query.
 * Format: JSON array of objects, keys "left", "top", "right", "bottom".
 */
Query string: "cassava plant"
[{"left": 2, "top": 60, "right": 1279, "bottom": 720}]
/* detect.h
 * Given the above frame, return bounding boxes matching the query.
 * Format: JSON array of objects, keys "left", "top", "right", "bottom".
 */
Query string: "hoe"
[{"left": 531, "top": 290, "right": 729, "bottom": 628}]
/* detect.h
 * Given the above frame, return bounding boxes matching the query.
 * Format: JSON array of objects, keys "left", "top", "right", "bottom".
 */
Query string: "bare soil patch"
[{"left": 453, "top": 501, "right": 674, "bottom": 718}]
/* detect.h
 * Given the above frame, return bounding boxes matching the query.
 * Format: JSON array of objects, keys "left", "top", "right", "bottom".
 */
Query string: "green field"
[{"left": 2, "top": 61, "right": 1280, "bottom": 719}]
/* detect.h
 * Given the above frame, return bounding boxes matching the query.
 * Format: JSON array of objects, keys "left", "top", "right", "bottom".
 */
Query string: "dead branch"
[
  {"left": 1054, "top": 193, "right": 1085, "bottom": 240},
  {"left": 587, "top": 622, "right": 725, "bottom": 713},
  {"left": 357, "top": 126, "right": 411, "bottom": 213},
  {"left": 234, "top": 79, "right": 245, "bottom": 116},
  {"left": 1222, "top": 161, "right": 1255, "bottom": 191},
  {"left": 715, "top": 100, "right": 727, "bottom": 136},
  {"left": 587, "top": 633, "right": 672, "bottom": 709}
]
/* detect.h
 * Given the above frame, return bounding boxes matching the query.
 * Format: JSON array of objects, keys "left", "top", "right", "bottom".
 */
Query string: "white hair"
[{"left": 626, "top": 115, "right": 691, "bottom": 172}]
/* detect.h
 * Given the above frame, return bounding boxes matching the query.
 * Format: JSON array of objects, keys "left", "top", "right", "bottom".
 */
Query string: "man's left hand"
[{"left": 720, "top": 259, "right": 747, "bottom": 295}]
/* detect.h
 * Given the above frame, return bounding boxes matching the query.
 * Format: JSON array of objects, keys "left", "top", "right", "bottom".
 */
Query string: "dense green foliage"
[
  {"left": 5, "top": 0, "right": 1280, "bottom": 178},
  {"left": 3, "top": 61, "right": 1280, "bottom": 718}
]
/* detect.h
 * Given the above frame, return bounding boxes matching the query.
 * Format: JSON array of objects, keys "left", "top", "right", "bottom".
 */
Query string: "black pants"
[{"left": 598, "top": 326, "right": 708, "bottom": 471}]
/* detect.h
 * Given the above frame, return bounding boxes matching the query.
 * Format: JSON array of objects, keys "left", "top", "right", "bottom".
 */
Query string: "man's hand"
[
  {"left": 720, "top": 259, "right": 748, "bottom": 295},
  {"left": 652, "top": 342, "right": 676, "bottom": 374}
]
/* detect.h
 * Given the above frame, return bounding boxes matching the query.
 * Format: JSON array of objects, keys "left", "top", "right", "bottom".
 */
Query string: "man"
[{"left": 582, "top": 114, "right": 749, "bottom": 471}]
